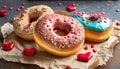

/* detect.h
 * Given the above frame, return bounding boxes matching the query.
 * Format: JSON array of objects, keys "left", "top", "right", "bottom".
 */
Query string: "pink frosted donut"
[{"left": 34, "top": 14, "right": 85, "bottom": 56}]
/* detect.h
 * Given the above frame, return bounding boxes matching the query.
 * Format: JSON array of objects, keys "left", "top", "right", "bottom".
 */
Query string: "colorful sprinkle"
[
  {"left": 69, "top": 40, "right": 73, "bottom": 44},
  {"left": 57, "top": 2, "right": 62, "bottom": 6},
  {"left": 91, "top": 44, "right": 95, "bottom": 48},
  {"left": 9, "top": 7, "right": 13, "bottom": 10},
  {"left": 93, "top": 49, "right": 97, "bottom": 53},
  {"left": 20, "top": 6, "right": 25, "bottom": 9},
  {"left": 21, "top": 2, "right": 26, "bottom": 5},
  {"left": 3, "top": 5, "right": 7, "bottom": 9},
  {"left": 71, "top": 3, "right": 76, "bottom": 6},
  {"left": 116, "top": 9, "right": 120, "bottom": 12},
  {"left": 16, "top": 8, "right": 20, "bottom": 11},
  {"left": 116, "top": 21, "right": 120, "bottom": 26},
  {"left": 84, "top": 46, "right": 88, "bottom": 50},
  {"left": 65, "top": 66, "right": 71, "bottom": 69},
  {"left": 21, "top": 13, "right": 24, "bottom": 17}
]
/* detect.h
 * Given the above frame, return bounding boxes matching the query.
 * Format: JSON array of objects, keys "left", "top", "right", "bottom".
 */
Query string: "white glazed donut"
[{"left": 13, "top": 5, "right": 54, "bottom": 40}]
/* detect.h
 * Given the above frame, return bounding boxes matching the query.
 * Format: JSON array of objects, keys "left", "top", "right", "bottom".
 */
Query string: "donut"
[
  {"left": 34, "top": 14, "right": 85, "bottom": 56},
  {"left": 13, "top": 5, "right": 54, "bottom": 40},
  {"left": 72, "top": 12, "right": 113, "bottom": 42}
]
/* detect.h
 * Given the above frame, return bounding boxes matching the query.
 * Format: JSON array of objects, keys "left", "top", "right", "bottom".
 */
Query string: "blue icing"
[{"left": 72, "top": 16, "right": 113, "bottom": 32}]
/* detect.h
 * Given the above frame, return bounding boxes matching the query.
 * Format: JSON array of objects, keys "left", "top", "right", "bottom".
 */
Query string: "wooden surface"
[{"left": 0, "top": 0, "right": 120, "bottom": 69}]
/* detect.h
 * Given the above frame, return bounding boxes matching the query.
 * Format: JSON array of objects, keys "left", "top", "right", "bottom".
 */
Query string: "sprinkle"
[
  {"left": 56, "top": 19, "right": 59, "bottom": 21},
  {"left": 82, "top": 11, "right": 86, "bottom": 14},
  {"left": 91, "top": 44, "right": 95, "bottom": 48},
  {"left": 71, "top": 22, "right": 74, "bottom": 24},
  {"left": 3, "top": 5, "right": 7, "bottom": 9},
  {"left": 93, "top": 49, "right": 97, "bottom": 53},
  {"left": 47, "top": 25, "right": 49, "bottom": 27},
  {"left": 9, "top": 7, "right": 13, "bottom": 10},
  {"left": 71, "top": 31, "right": 75, "bottom": 34},
  {"left": 75, "top": 37, "right": 78, "bottom": 39},
  {"left": 71, "top": 3, "right": 76, "bottom": 6},
  {"left": 101, "top": 12, "right": 105, "bottom": 15},
  {"left": 21, "top": 13, "right": 24, "bottom": 17},
  {"left": 69, "top": 40, "right": 73, "bottom": 44},
  {"left": 116, "top": 21, "right": 120, "bottom": 26},
  {"left": 71, "top": 26, "right": 73, "bottom": 28},
  {"left": 77, "top": 13, "right": 81, "bottom": 17},
  {"left": 73, "top": 12, "right": 77, "bottom": 16},
  {"left": 21, "top": 2, "right": 26, "bottom": 5},
  {"left": 64, "top": 20, "right": 67, "bottom": 22},
  {"left": 65, "top": 66, "right": 71, "bottom": 69},
  {"left": 20, "top": 6, "right": 25, "bottom": 9},
  {"left": 116, "top": 9, "right": 120, "bottom": 12},
  {"left": 67, "top": 35, "right": 70, "bottom": 38},
  {"left": 49, "top": 28, "right": 51, "bottom": 31},
  {"left": 84, "top": 46, "right": 88, "bottom": 50},
  {"left": 104, "top": 21, "right": 107, "bottom": 23},
  {"left": 58, "top": 2, "right": 62, "bottom": 6},
  {"left": 16, "top": 8, "right": 20, "bottom": 11}
]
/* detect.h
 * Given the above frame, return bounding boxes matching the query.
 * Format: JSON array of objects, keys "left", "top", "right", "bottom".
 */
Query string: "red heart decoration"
[
  {"left": 0, "top": 10, "right": 8, "bottom": 17},
  {"left": 77, "top": 52, "right": 93, "bottom": 62},
  {"left": 2, "top": 42, "right": 15, "bottom": 51},
  {"left": 23, "top": 48, "right": 36, "bottom": 57},
  {"left": 66, "top": 5, "right": 76, "bottom": 11}
]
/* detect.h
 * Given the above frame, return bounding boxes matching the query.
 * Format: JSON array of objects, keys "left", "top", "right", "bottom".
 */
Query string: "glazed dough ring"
[{"left": 13, "top": 5, "right": 54, "bottom": 40}]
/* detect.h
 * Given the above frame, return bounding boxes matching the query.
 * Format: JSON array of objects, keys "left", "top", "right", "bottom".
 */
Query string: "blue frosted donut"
[{"left": 72, "top": 13, "right": 113, "bottom": 32}]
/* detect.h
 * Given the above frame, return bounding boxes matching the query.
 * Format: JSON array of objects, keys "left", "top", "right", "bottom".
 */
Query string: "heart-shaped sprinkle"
[
  {"left": 66, "top": 5, "right": 76, "bottom": 11},
  {"left": 77, "top": 52, "right": 93, "bottom": 62},
  {"left": 2, "top": 42, "right": 15, "bottom": 51},
  {"left": 23, "top": 48, "right": 36, "bottom": 56},
  {"left": 0, "top": 10, "right": 8, "bottom": 17},
  {"left": 65, "top": 66, "right": 71, "bottom": 69}
]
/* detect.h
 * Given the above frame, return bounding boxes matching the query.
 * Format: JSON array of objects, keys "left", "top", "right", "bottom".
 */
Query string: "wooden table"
[{"left": 0, "top": 0, "right": 120, "bottom": 69}]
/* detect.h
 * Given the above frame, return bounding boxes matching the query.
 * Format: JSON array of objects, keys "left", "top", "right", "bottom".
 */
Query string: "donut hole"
[
  {"left": 29, "top": 14, "right": 39, "bottom": 23},
  {"left": 88, "top": 16, "right": 98, "bottom": 22},
  {"left": 53, "top": 23, "right": 71, "bottom": 36}
]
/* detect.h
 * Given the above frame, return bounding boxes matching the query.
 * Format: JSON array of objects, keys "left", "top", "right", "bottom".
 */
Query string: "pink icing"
[{"left": 36, "top": 14, "right": 85, "bottom": 49}]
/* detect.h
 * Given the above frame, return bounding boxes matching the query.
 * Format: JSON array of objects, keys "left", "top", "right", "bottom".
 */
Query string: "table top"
[{"left": 0, "top": 0, "right": 120, "bottom": 69}]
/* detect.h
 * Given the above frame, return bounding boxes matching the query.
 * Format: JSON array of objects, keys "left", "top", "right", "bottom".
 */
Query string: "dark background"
[{"left": 0, "top": 0, "right": 120, "bottom": 69}]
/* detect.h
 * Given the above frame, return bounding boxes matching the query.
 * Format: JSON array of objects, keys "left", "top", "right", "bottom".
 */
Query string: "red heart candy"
[
  {"left": 0, "top": 10, "right": 8, "bottom": 17},
  {"left": 66, "top": 5, "right": 76, "bottom": 11},
  {"left": 77, "top": 52, "right": 93, "bottom": 62},
  {"left": 2, "top": 42, "right": 15, "bottom": 51},
  {"left": 23, "top": 48, "right": 36, "bottom": 57}
]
